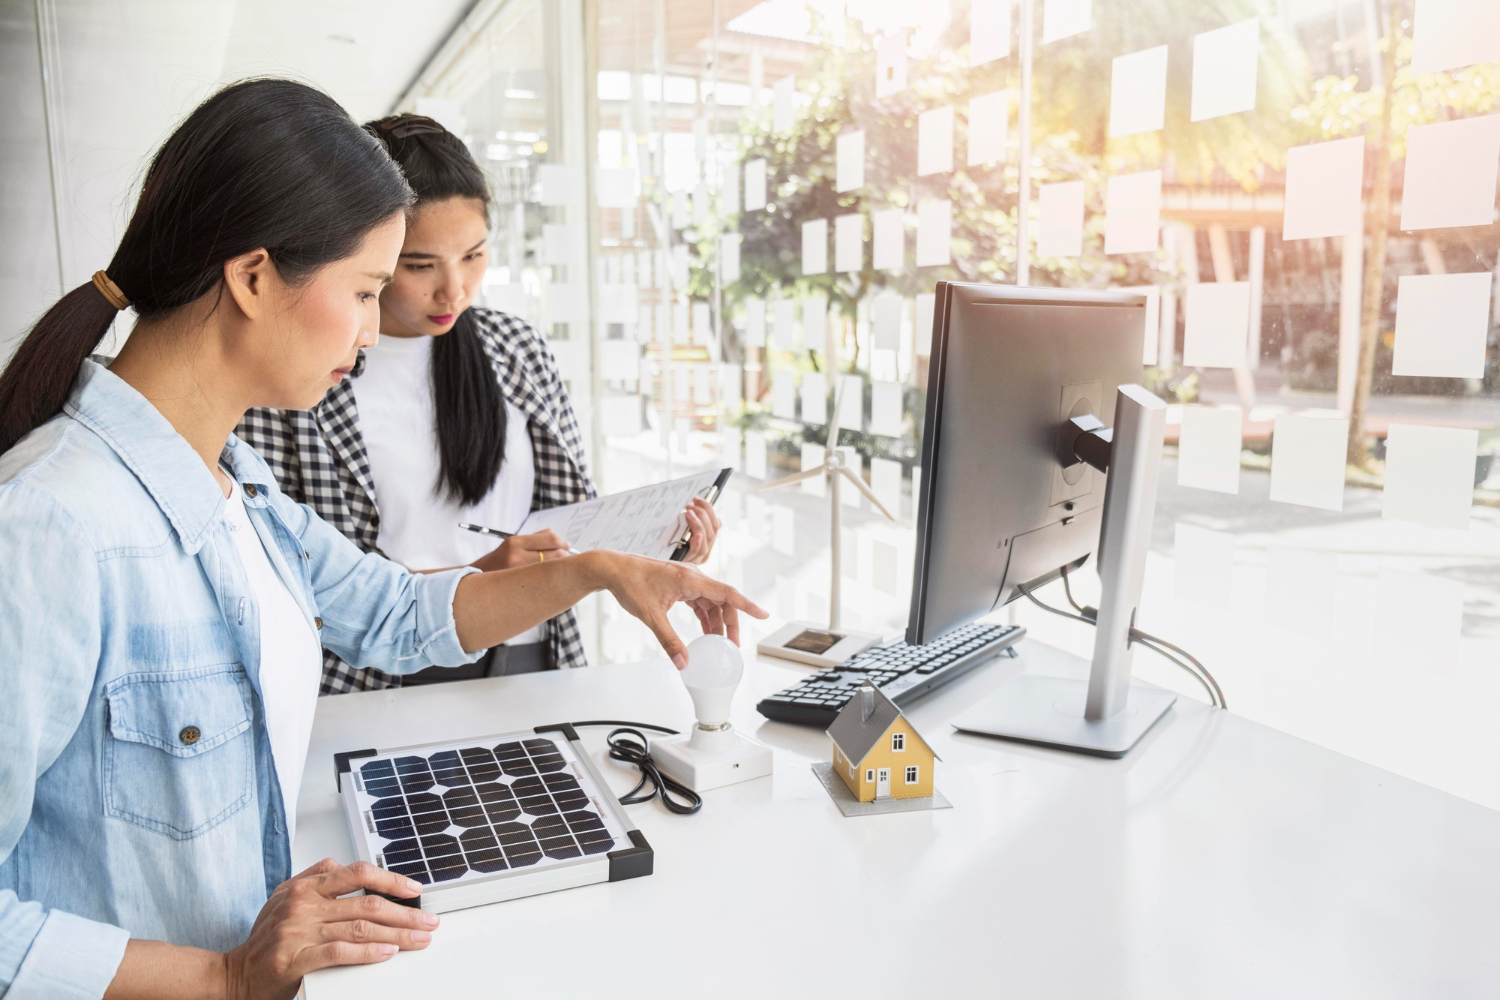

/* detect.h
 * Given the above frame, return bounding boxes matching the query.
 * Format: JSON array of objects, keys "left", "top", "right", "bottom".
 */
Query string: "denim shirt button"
[
  {"left": 314, "top": 617, "right": 323, "bottom": 630},
  {"left": 244, "top": 484, "right": 258, "bottom": 498},
  {"left": 179, "top": 726, "right": 201, "bottom": 746}
]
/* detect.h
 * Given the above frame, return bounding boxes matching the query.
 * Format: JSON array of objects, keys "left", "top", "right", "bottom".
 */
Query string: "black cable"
[{"left": 566, "top": 721, "right": 702, "bottom": 815}]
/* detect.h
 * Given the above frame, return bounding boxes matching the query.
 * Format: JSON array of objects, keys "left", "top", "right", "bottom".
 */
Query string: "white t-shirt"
[
  {"left": 222, "top": 479, "right": 323, "bottom": 839},
  {"left": 352, "top": 332, "right": 543, "bottom": 644}
]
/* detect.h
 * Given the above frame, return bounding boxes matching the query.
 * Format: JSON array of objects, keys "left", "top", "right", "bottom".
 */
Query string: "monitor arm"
[{"left": 1059, "top": 413, "right": 1114, "bottom": 473}]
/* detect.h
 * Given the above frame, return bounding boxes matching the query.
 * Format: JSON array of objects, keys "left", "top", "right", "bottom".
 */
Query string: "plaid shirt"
[{"left": 236, "top": 307, "right": 595, "bottom": 694}]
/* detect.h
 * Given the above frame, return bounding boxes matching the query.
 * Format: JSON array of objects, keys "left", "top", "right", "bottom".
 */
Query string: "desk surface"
[{"left": 296, "top": 640, "right": 1500, "bottom": 999}]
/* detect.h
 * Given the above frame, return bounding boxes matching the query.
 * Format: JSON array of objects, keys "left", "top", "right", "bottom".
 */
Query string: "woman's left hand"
[{"left": 680, "top": 496, "right": 721, "bottom": 565}]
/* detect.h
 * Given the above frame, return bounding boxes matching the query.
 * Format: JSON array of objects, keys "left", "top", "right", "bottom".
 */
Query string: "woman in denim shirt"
[{"left": 0, "top": 80, "right": 762, "bottom": 1000}]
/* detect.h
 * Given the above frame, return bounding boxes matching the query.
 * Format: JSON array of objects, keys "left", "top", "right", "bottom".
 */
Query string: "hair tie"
[{"left": 91, "top": 270, "right": 130, "bottom": 311}]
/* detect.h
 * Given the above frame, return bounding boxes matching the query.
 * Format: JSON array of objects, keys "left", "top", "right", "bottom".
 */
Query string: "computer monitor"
[{"left": 908, "top": 282, "right": 1175, "bottom": 756}]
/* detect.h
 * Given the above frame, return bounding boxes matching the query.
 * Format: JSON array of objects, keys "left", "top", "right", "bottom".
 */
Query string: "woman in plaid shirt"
[{"left": 237, "top": 115, "right": 721, "bottom": 694}]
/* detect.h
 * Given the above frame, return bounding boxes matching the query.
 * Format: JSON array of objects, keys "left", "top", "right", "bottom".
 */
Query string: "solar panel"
[{"left": 337, "top": 725, "right": 652, "bottom": 913}]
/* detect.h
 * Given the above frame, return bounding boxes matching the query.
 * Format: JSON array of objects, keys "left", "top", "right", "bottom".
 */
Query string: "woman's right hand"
[
  {"left": 223, "top": 858, "right": 437, "bottom": 999},
  {"left": 470, "top": 530, "right": 572, "bottom": 572}
]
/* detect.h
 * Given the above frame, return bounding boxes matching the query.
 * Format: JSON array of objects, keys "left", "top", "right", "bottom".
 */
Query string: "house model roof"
[{"left": 827, "top": 685, "right": 939, "bottom": 763}]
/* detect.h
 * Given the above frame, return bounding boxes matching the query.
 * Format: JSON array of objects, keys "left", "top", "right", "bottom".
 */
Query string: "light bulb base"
[{"left": 653, "top": 728, "right": 772, "bottom": 792}]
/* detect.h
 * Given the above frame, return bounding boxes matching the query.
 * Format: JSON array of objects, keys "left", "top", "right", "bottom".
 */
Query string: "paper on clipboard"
[{"left": 518, "top": 469, "right": 731, "bottom": 561}]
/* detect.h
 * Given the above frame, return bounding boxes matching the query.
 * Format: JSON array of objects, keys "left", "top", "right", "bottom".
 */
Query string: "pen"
[{"left": 459, "top": 522, "right": 583, "bottom": 556}]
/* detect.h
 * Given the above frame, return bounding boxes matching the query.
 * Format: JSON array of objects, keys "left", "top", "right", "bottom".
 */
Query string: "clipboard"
[
  {"left": 515, "top": 468, "right": 733, "bottom": 562},
  {"left": 668, "top": 467, "right": 733, "bottom": 561}
]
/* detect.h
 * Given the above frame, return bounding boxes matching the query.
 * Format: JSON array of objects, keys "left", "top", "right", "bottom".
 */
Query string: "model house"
[{"left": 827, "top": 685, "right": 937, "bottom": 801}]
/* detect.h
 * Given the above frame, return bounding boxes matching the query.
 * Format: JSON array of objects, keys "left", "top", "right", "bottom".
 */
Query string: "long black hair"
[
  {"left": 366, "top": 114, "right": 506, "bottom": 507},
  {"left": 0, "top": 78, "right": 412, "bottom": 454}
]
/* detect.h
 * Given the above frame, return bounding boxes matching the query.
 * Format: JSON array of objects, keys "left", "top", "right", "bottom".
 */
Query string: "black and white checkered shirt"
[{"left": 237, "top": 308, "right": 595, "bottom": 694}]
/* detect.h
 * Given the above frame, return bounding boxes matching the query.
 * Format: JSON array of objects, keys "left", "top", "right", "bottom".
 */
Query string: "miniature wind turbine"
[{"left": 755, "top": 377, "right": 897, "bottom": 667}]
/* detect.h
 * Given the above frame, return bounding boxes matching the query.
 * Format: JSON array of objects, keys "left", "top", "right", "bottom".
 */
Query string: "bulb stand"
[{"left": 651, "top": 723, "right": 773, "bottom": 792}]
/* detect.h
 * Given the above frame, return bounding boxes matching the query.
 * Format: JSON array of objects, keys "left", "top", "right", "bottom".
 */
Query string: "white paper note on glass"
[
  {"left": 838, "top": 447, "right": 863, "bottom": 509},
  {"left": 802, "top": 218, "right": 828, "bottom": 275},
  {"left": 692, "top": 301, "right": 712, "bottom": 345},
  {"left": 537, "top": 164, "right": 581, "bottom": 206},
  {"left": 803, "top": 293, "right": 828, "bottom": 349},
  {"left": 837, "top": 374, "right": 863, "bottom": 431},
  {"left": 1183, "top": 281, "right": 1251, "bottom": 368},
  {"left": 692, "top": 183, "right": 711, "bottom": 226},
  {"left": 542, "top": 223, "right": 573, "bottom": 265},
  {"left": 1118, "top": 285, "right": 1161, "bottom": 366},
  {"left": 918, "top": 105, "right": 955, "bottom": 176},
  {"left": 967, "top": 90, "right": 1009, "bottom": 167},
  {"left": 1411, "top": 0, "right": 1500, "bottom": 75},
  {"left": 871, "top": 456, "right": 902, "bottom": 516},
  {"left": 873, "top": 208, "right": 905, "bottom": 271},
  {"left": 596, "top": 167, "right": 639, "bottom": 208},
  {"left": 873, "top": 291, "right": 902, "bottom": 351},
  {"left": 670, "top": 244, "right": 690, "bottom": 288},
  {"left": 837, "top": 130, "right": 865, "bottom": 193},
  {"left": 771, "top": 370, "right": 797, "bottom": 420},
  {"left": 672, "top": 301, "right": 690, "bottom": 344},
  {"left": 744, "top": 430, "right": 768, "bottom": 479},
  {"left": 1174, "top": 522, "right": 1234, "bottom": 608},
  {"left": 1383, "top": 423, "right": 1477, "bottom": 530},
  {"left": 722, "top": 161, "right": 740, "bottom": 215},
  {"left": 1178, "top": 405, "right": 1242, "bottom": 494},
  {"left": 744, "top": 158, "right": 767, "bottom": 212},
  {"left": 835, "top": 214, "right": 863, "bottom": 274},
  {"left": 597, "top": 282, "right": 638, "bottom": 323},
  {"left": 1375, "top": 568, "right": 1464, "bottom": 668},
  {"left": 915, "top": 293, "right": 936, "bottom": 356},
  {"left": 876, "top": 31, "right": 908, "bottom": 97},
  {"left": 599, "top": 339, "right": 640, "bottom": 381},
  {"left": 772, "top": 505, "right": 796, "bottom": 555},
  {"left": 1191, "top": 18, "right": 1259, "bottom": 122},
  {"left": 597, "top": 395, "right": 642, "bottom": 436},
  {"left": 773, "top": 298, "right": 797, "bottom": 349},
  {"left": 1283, "top": 137, "right": 1365, "bottom": 240},
  {"left": 801, "top": 442, "right": 826, "bottom": 496},
  {"left": 1037, "top": 181, "right": 1086, "bottom": 258},
  {"left": 971, "top": 0, "right": 1012, "bottom": 64},
  {"left": 1393, "top": 272, "right": 1493, "bottom": 378},
  {"left": 1042, "top": 0, "right": 1091, "bottom": 43},
  {"left": 916, "top": 200, "right": 952, "bottom": 267},
  {"left": 773, "top": 75, "right": 796, "bottom": 133},
  {"left": 801, "top": 371, "right": 828, "bottom": 426},
  {"left": 1400, "top": 115, "right": 1500, "bottom": 231},
  {"left": 743, "top": 297, "right": 766, "bottom": 348},
  {"left": 1264, "top": 546, "right": 1339, "bottom": 638},
  {"left": 671, "top": 189, "right": 691, "bottom": 229},
  {"left": 870, "top": 381, "right": 904, "bottom": 437},
  {"left": 1270, "top": 413, "right": 1348, "bottom": 511},
  {"left": 720, "top": 234, "right": 742, "bottom": 282},
  {"left": 545, "top": 283, "right": 587, "bottom": 323},
  {"left": 1109, "top": 45, "right": 1169, "bottom": 138},
  {"left": 1104, "top": 170, "right": 1161, "bottom": 254}
]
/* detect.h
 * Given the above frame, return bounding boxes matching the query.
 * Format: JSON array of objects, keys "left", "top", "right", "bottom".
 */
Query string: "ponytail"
[{"left": 0, "top": 283, "right": 119, "bottom": 452}]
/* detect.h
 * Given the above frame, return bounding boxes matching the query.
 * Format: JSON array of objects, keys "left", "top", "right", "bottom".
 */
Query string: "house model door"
[{"left": 876, "top": 768, "right": 890, "bottom": 799}]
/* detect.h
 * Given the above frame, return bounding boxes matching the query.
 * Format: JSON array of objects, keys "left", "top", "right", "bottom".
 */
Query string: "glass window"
[
  {"left": 905, "top": 765, "right": 920, "bottom": 784},
  {"left": 891, "top": 732, "right": 905, "bottom": 751}
]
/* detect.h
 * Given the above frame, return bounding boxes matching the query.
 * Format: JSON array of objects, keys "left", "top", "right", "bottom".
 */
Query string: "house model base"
[{"left": 651, "top": 724, "right": 773, "bottom": 792}]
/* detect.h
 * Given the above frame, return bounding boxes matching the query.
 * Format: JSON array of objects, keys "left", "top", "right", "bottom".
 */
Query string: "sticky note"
[
  {"left": 1173, "top": 522, "right": 1234, "bottom": 608},
  {"left": 537, "top": 164, "right": 581, "bottom": 206},
  {"left": 873, "top": 208, "right": 905, "bottom": 271},
  {"left": 598, "top": 394, "right": 642, "bottom": 436},
  {"left": 1411, "top": 0, "right": 1500, "bottom": 75},
  {"left": 916, "top": 199, "right": 952, "bottom": 267},
  {"left": 837, "top": 375, "right": 863, "bottom": 431},
  {"left": 1264, "top": 546, "right": 1339, "bottom": 638},
  {"left": 1109, "top": 45, "right": 1168, "bottom": 138},
  {"left": 596, "top": 167, "right": 639, "bottom": 208},
  {"left": 772, "top": 506, "right": 796, "bottom": 555},
  {"left": 771, "top": 299, "right": 794, "bottom": 349},
  {"left": 771, "top": 369, "right": 797, "bottom": 419},
  {"left": 692, "top": 183, "right": 710, "bottom": 225},
  {"left": 542, "top": 223, "right": 573, "bottom": 265},
  {"left": 744, "top": 158, "right": 767, "bottom": 212},
  {"left": 670, "top": 244, "right": 690, "bottom": 288},
  {"left": 773, "top": 75, "right": 796, "bottom": 133},
  {"left": 597, "top": 283, "right": 638, "bottom": 323},
  {"left": 672, "top": 301, "right": 689, "bottom": 343},
  {"left": 1037, "top": 181, "right": 1086, "bottom": 258},
  {"left": 1177, "top": 405, "right": 1242, "bottom": 494},
  {"left": 1118, "top": 285, "right": 1161, "bottom": 365},
  {"left": 835, "top": 214, "right": 864, "bottom": 274},
  {"left": 870, "top": 381, "right": 904, "bottom": 437},
  {"left": 801, "top": 371, "right": 828, "bottom": 425},
  {"left": 1042, "top": 0, "right": 1091, "bottom": 43},
  {"left": 692, "top": 301, "right": 712, "bottom": 345},
  {"left": 1393, "top": 272, "right": 1493, "bottom": 378},
  {"left": 802, "top": 218, "right": 828, "bottom": 275},
  {"left": 876, "top": 31, "right": 908, "bottom": 98},
  {"left": 600, "top": 339, "right": 640, "bottom": 381},
  {"left": 745, "top": 430, "right": 768, "bottom": 479},
  {"left": 870, "top": 536, "right": 900, "bottom": 595},
  {"left": 1283, "top": 137, "right": 1365, "bottom": 240},
  {"left": 720, "top": 234, "right": 741, "bottom": 282},
  {"left": 1400, "top": 115, "right": 1500, "bottom": 231},
  {"left": 1375, "top": 568, "right": 1464, "bottom": 668},
  {"left": 804, "top": 293, "right": 828, "bottom": 349},
  {"left": 873, "top": 291, "right": 902, "bottom": 351},
  {"left": 545, "top": 283, "right": 587, "bottom": 323},
  {"left": 722, "top": 162, "right": 740, "bottom": 215},
  {"left": 671, "top": 189, "right": 690, "bottom": 229},
  {"left": 918, "top": 105, "right": 955, "bottom": 176},
  {"left": 1382, "top": 423, "right": 1477, "bottom": 530},
  {"left": 693, "top": 365, "right": 713, "bottom": 403},
  {"left": 801, "top": 441, "right": 826, "bottom": 496},
  {"left": 1104, "top": 170, "right": 1161, "bottom": 254},
  {"left": 971, "top": 0, "right": 1012, "bottom": 65},
  {"left": 837, "top": 446, "right": 863, "bottom": 509},
  {"left": 837, "top": 130, "right": 865, "bottom": 193},
  {"left": 1191, "top": 19, "right": 1259, "bottom": 122},
  {"left": 1183, "top": 282, "right": 1250, "bottom": 368},
  {"left": 744, "top": 297, "right": 766, "bottom": 348},
  {"left": 967, "top": 90, "right": 1009, "bottom": 167},
  {"left": 1270, "top": 413, "right": 1348, "bottom": 511},
  {"left": 870, "top": 456, "right": 902, "bottom": 517},
  {"left": 915, "top": 293, "right": 936, "bottom": 356}
]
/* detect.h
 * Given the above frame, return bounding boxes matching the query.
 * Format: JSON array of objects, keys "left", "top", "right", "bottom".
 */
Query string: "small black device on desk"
[{"left": 756, "top": 622, "right": 1025, "bottom": 727}]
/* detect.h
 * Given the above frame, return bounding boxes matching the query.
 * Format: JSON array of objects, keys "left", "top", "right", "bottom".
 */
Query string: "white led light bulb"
[{"left": 680, "top": 634, "right": 744, "bottom": 731}]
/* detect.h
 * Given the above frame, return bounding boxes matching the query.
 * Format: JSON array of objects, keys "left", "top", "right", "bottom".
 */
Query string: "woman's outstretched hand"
[{"left": 594, "top": 551, "right": 767, "bottom": 669}]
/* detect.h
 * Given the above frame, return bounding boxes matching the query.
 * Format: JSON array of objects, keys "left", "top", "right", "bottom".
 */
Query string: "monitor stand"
[{"left": 952, "top": 384, "right": 1176, "bottom": 758}]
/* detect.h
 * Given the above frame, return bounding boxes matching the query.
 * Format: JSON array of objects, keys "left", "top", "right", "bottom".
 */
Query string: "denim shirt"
[{"left": 0, "top": 360, "right": 481, "bottom": 998}]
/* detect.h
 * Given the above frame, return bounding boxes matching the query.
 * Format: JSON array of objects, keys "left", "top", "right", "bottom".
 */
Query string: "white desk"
[{"left": 296, "top": 640, "right": 1500, "bottom": 998}]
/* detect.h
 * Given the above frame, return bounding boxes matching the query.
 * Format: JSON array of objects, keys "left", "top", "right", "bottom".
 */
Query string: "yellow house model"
[{"left": 827, "top": 685, "right": 938, "bottom": 802}]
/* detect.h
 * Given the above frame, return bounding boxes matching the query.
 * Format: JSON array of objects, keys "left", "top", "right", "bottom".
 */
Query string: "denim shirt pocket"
[{"left": 103, "top": 664, "right": 255, "bottom": 840}]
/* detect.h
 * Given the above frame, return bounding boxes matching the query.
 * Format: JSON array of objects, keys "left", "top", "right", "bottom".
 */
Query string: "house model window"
[
  {"left": 891, "top": 733, "right": 905, "bottom": 751},
  {"left": 905, "top": 765, "right": 920, "bottom": 784},
  {"left": 866, "top": 769, "right": 875, "bottom": 783}
]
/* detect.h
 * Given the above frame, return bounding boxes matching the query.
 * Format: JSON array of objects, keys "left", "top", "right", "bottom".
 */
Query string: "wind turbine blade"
[
  {"left": 826, "top": 374, "right": 843, "bottom": 446},
  {"left": 758, "top": 467, "right": 826, "bottom": 492},
  {"left": 838, "top": 466, "right": 896, "bottom": 521}
]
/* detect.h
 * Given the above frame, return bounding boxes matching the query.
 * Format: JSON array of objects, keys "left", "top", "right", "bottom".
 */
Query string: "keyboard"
[{"left": 756, "top": 622, "right": 1026, "bottom": 727}]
